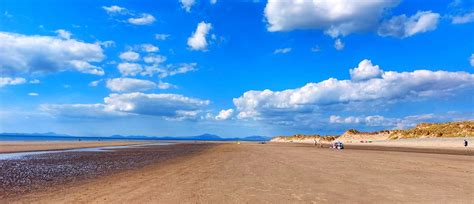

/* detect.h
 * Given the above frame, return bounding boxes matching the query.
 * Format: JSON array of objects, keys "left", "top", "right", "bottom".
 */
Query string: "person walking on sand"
[
  {"left": 464, "top": 139, "right": 468, "bottom": 147},
  {"left": 313, "top": 139, "right": 317, "bottom": 147}
]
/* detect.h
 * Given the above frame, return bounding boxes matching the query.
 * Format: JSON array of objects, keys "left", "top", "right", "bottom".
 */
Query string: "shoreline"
[{"left": 0, "top": 141, "right": 151, "bottom": 153}]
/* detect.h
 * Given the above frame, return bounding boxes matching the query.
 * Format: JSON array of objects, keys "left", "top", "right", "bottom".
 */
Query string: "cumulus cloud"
[
  {"left": 0, "top": 32, "right": 105, "bottom": 76},
  {"left": 128, "top": 13, "right": 156, "bottom": 25},
  {"left": 264, "top": 0, "right": 399, "bottom": 37},
  {"left": 378, "top": 11, "right": 440, "bottom": 38},
  {"left": 451, "top": 12, "right": 474, "bottom": 24},
  {"left": 28, "top": 92, "right": 39, "bottom": 96},
  {"left": 187, "top": 21, "right": 212, "bottom": 51},
  {"left": 329, "top": 115, "right": 362, "bottom": 124},
  {"left": 143, "top": 55, "right": 166, "bottom": 64},
  {"left": 215, "top": 109, "right": 234, "bottom": 120},
  {"left": 180, "top": 0, "right": 196, "bottom": 12},
  {"left": 106, "top": 78, "right": 157, "bottom": 92},
  {"left": 274, "top": 48, "right": 291, "bottom": 54},
  {"left": 40, "top": 104, "right": 124, "bottom": 119},
  {"left": 141, "top": 44, "right": 159, "bottom": 52},
  {"left": 0, "top": 77, "right": 26, "bottom": 88},
  {"left": 102, "top": 5, "right": 127, "bottom": 14},
  {"left": 350, "top": 59, "right": 383, "bottom": 81},
  {"left": 117, "top": 63, "right": 143, "bottom": 76},
  {"left": 55, "top": 29, "right": 71, "bottom": 39},
  {"left": 155, "top": 34, "right": 170, "bottom": 40},
  {"left": 233, "top": 60, "right": 474, "bottom": 124},
  {"left": 158, "top": 63, "right": 197, "bottom": 78},
  {"left": 334, "top": 39, "right": 344, "bottom": 50},
  {"left": 329, "top": 115, "right": 389, "bottom": 126},
  {"left": 41, "top": 93, "right": 210, "bottom": 120},
  {"left": 119, "top": 51, "right": 140, "bottom": 61}
]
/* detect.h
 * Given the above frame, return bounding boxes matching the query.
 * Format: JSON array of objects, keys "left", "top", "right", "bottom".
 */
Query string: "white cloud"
[
  {"left": 89, "top": 79, "right": 102, "bottom": 87},
  {"left": 378, "top": 11, "right": 440, "bottom": 38},
  {"left": 106, "top": 78, "right": 157, "bottom": 92},
  {"left": 99, "top": 40, "right": 115, "bottom": 48},
  {"left": 274, "top": 48, "right": 291, "bottom": 54},
  {"left": 264, "top": 0, "right": 399, "bottom": 37},
  {"left": 210, "top": 0, "right": 217, "bottom": 5},
  {"left": 0, "top": 32, "right": 105, "bottom": 76},
  {"left": 470, "top": 54, "right": 474, "bottom": 67},
  {"left": 349, "top": 59, "right": 383, "bottom": 81},
  {"left": 117, "top": 63, "right": 143, "bottom": 76},
  {"left": 143, "top": 55, "right": 166, "bottom": 64},
  {"left": 55, "top": 29, "right": 71, "bottom": 39},
  {"left": 102, "top": 5, "right": 127, "bottom": 14},
  {"left": 334, "top": 39, "right": 344, "bottom": 50},
  {"left": 28, "top": 92, "right": 39, "bottom": 96},
  {"left": 42, "top": 93, "right": 210, "bottom": 120},
  {"left": 141, "top": 44, "right": 159, "bottom": 52},
  {"left": 329, "top": 115, "right": 362, "bottom": 124},
  {"left": 40, "top": 104, "right": 124, "bottom": 119},
  {"left": 233, "top": 59, "right": 474, "bottom": 123},
  {"left": 157, "top": 81, "right": 175, "bottom": 89},
  {"left": 119, "top": 51, "right": 140, "bottom": 61},
  {"left": 180, "top": 0, "right": 196, "bottom": 12},
  {"left": 158, "top": 63, "right": 197, "bottom": 78},
  {"left": 215, "top": 109, "right": 234, "bottom": 120},
  {"left": 451, "top": 12, "right": 474, "bottom": 24},
  {"left": 29, "top": 79, "right": 40, "bottom": 84},
  {"left": 187, "top": 21, "right": 212, "bottom": 51},
  {"left": 155, "top": 34, "right": 170, "bottom": 40},
  {"left": 128, "top": 13, "right": 156, "bottom": 25},
  {"left": 0, "top": 77, "right": 26, "bottom": 88},
  {"left": 329, "top": 115, "right": 387, "bottom": 126}
]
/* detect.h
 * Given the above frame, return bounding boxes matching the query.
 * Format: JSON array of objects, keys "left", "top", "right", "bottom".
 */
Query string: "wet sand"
[
  {"left": 4, "top": 142, "right": 473, "bottom": 203},
  {"left": 0, "top": 141, "right": 148, "bottom": 153},
  {"left": 0, "top": 143, "right": 212, "bottom": 199}
]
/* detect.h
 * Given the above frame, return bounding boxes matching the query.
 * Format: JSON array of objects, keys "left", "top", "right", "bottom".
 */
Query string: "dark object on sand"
[
  {"left": 464, "top": 139, "right": 468, "bottom": 147},
  {"left": 333, "top": 141, "right": 344, "bottom": 150},
  {"left": 259, "top": 141, "right": 267, "bottom": 144}
]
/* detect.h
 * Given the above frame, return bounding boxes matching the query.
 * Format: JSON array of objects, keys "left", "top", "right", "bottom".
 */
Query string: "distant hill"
[
  {"left": 0, "top": 132, "right": 271, "bottom": 142},
  {"left": 271, "top": 121, "right": 474, "bottom": 143}
]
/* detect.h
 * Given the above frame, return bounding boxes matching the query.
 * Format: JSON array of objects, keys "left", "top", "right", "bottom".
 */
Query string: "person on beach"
[
  {"left": 464, "top": 139, "right": 468, "bottom": 147},
  {"left": 314, "top": 139, "right": 317, "bottom": 147}
]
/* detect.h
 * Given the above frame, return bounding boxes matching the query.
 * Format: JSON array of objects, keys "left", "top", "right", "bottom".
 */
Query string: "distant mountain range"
[{"left": 0, "top": 132, "right": 271, "bottom": 142}]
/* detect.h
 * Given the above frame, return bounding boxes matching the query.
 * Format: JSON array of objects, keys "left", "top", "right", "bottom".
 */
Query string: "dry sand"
[
  {"left": 7, "top": 142, "right": 474, "bottom": 203},
  {"left": 0, "top": 141, "right": 147, "bottom": 153}
]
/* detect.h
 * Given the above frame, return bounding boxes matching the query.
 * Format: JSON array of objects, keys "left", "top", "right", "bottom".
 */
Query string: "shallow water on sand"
[{"left": 0, "top": 142, "right": 174, "bottom": 160}]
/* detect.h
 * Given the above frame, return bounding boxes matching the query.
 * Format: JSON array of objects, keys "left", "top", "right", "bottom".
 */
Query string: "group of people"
[{"left": 313, "top": 139, "right": 344, "bottom": 149}]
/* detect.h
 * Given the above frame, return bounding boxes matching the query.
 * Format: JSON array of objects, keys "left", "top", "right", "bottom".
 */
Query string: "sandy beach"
[{"left": 2, "top": 142, "right": 473, "bottom": 203}]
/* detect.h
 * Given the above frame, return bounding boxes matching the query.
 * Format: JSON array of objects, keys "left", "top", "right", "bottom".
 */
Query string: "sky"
[{"left": 0, "top": 0, "right": 473, "bottom": 137}]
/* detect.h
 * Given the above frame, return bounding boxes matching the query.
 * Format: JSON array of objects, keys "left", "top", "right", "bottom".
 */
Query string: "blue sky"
[{"left": 0, "top": 0, "right": 473, "bottom": 137}]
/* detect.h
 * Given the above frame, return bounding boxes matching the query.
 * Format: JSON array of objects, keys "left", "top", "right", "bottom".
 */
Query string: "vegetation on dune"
[{"left": 388, "top": 121, "right": 474, "bottom": 139}]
